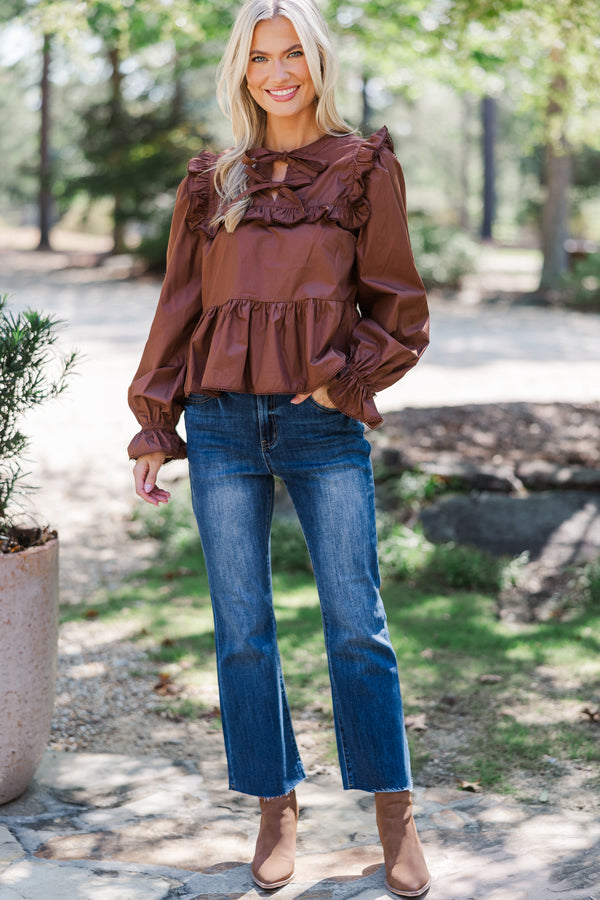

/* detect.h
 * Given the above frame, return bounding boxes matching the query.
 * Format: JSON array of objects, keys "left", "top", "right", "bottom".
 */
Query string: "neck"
[{"left": 264, "top": 110, "right": 323, "bottom": 152}]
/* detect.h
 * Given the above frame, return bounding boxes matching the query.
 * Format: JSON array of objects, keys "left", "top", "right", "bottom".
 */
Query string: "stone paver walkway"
[{"left": 1, "top": 750, "right": 599, "bottom": 900}]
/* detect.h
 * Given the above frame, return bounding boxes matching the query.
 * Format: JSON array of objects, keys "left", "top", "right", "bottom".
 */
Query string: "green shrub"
[
  {"left": 561, "top": 252, "right": 600, "bottom": 310},
  {"left": 0, "top": 294, "right": 78, "bottom": 550},
  {"left": 135, "top": 211, "right": 172, "bottom": 272},
  {"left": 409, "top": 217, "right": 479, "bottom": 287},
  {"left": 583, "top": 559, "right": 600, "bottom": 607},
  {"left": 270, "top": 518, "right": 313, "bottom": 574},
  {"left": 377, "top": 520, "right": 432, "bottom": 582},
  {"left": 391, "top": 470, "right": 445, "bottom": 504},
  {"left": 425, "top": 542, "right": 505, "bottom": 592},
  {"left": 376, "top": 515, "right": 506, "bottom": 593},
  {"left": 132, "top": 482, "right": 201, "bottom": 558}
]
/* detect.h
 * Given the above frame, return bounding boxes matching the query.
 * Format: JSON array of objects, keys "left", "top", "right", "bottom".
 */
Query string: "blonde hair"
[{"left": 212, "top": 0, "right": 353, "bottom": 232}]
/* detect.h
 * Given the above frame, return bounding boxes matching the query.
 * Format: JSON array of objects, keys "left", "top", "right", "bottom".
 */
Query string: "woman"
[{"left": 128, "top": 0, "right": 430, "bottom": 895}]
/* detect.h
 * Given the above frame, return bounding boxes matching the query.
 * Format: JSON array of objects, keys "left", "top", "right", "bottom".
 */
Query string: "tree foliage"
[
  {"left": 327, "top": 0, "right": 600, "bottom": 289},
  {"left": 328, "top": 0, "right": 600, "bottom": 149},
  {"left": 7, "top": 0, "right": 238, "bottom": 252},
  {"left": 444, "top": 0, "right": 600, "bottom": 150},
  {"left": 1, "top": 0, "right": 598, "bottom": 284}
]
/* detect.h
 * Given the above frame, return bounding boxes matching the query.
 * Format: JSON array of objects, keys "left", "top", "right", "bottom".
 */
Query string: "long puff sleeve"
[
  {"left": 127, "top": 174, "right": 207, "bottom": 460},
  {"left": 327, "top": 144, "right": 429, "bottom": 429}
]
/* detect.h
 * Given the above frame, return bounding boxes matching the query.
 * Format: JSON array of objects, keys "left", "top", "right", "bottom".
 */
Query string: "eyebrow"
[{"left": 249, "top": 43, "right": 302, "bottom": 56}]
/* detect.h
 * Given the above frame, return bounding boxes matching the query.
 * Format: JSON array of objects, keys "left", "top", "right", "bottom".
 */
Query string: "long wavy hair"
[{"left": 212, "top": 0, "right": 353, "bottom": 232}]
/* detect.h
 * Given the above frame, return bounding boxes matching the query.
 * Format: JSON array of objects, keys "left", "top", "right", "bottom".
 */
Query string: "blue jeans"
[{"left": 184, "top": 392, "right": 412, "bottom": 798}]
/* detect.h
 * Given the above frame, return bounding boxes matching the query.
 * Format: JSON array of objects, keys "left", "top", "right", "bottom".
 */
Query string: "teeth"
[{"left": 268, "top": 87, "right": 297, "bottom": 96}]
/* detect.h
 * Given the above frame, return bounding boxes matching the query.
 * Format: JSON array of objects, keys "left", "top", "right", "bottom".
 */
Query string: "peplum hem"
[
  {"left": 128, "top": 427, "right": 187, "bottom": 461},
  {"left": 185, "top": 296, "right": 355, "bottom": 395},
  {"left": 184, "top": 127, "right": 395, "bottom": 236}
]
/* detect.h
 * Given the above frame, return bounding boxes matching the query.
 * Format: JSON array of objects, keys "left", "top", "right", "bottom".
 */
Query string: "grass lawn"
[{"left": 61, "top": 485, "right": 600, "bottom": 802}]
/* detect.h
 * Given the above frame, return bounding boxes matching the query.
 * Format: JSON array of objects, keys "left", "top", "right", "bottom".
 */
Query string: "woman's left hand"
[{"left": 291, "top": 383, "right": 338, "bottom": 409}]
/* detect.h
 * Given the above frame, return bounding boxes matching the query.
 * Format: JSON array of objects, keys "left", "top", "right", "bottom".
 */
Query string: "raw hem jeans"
[{"left": 184, "top": 392, "right": 413, "bottom": 798}]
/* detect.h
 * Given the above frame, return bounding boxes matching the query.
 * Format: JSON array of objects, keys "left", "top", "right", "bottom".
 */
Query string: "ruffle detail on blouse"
[
  {"left": 127, "top": 427, "right": 187, "bottom": 461},
  {"left": 241, "top": 202, "right": 343, "bottom": 228},
  {"left": 246, "top": 127, "right": 394, "bottom": 232},
  {"left": 327, "top": 363, "right": 384, "bottom": 430},
  {"left": 183, "top": 127, "right": 394, "bottom": 235},
  {"left": 185, "top": 149, "right": 219, "bottom": 237},
  {"left": 343, "top": 126, "right": 394, "bottom": 230},
  {"left": 185, "top": 297, "right": 356, "bottom": 395}
]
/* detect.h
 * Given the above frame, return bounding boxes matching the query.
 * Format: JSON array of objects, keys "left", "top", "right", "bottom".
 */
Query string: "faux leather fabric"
[{"left": 128, "top": 127, "right": 429, "bottom": 460}]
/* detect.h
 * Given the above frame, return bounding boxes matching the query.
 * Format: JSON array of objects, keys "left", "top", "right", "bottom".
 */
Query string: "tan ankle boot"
[
  {"left": 251, "top": 790, "right": 298, "bottom": 889},
  {"left": 375, "top": 791, "right": 431, "bottom": 897}
]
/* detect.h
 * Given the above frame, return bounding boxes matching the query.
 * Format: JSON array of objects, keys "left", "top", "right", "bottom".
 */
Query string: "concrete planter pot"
[{"left": 0, "top": 538, "right": 59, "bottom": 805}]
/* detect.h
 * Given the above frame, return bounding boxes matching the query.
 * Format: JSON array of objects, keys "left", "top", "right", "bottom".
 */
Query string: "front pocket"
[
  {"left": 186, "top": 393, "right": 217, "bottom": 407},
  {"left": 307, "top": 395, "right": 342, "bottom": 415}
]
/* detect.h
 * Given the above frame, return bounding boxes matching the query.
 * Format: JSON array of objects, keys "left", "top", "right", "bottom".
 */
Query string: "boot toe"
[
  {"left": 251, "top": 861, "right": 295, "bottom": 890},
  {"left": 385, "top": 874, "right": 431, "bottom": 898}
]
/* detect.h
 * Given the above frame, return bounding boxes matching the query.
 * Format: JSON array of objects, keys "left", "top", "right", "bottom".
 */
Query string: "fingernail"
[{"left": 145, "top": 483, "right": 153, "bottom": 492}]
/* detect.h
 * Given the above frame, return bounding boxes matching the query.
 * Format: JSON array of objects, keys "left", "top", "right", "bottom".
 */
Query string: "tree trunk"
[
  {"left": 36, "top": 34, "right": 52, "bottom": 252},
  {"left": 539, "top": 61, "right": 571, "bottom": 292},
  {"left": 360, "top": 72, "right": 374, "bottom": 135},
  {"left": 480, "top": 96, "right": 496, "bottom": 240},
  {"left": 172, "top": 51, "right": 184, "bottom": 125},
  {"left": 109, "top": 47, "right": 126, "bottom": 254},
  {"left": 458, "top": 94, "right": 471, "bottom": 232},
  {"left": 539, "top": 139, "right": 571, "bottom": 291}
]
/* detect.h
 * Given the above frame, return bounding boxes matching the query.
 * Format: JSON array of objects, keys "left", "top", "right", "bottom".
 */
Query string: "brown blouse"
[{"left": 127, "top": 126, "right": 429, "bottom": 460}]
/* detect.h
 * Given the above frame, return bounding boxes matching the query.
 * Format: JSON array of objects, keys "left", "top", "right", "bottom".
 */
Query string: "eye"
[
  {"left": 250, "top": 55, "right": 267, "bottom": 63},
  {"left": 288, "top": 50, "right": 303, "bottom": 58}
]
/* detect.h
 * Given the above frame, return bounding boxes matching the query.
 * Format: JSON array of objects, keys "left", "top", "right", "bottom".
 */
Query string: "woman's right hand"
[{"left": 133, "top": 451, "right": 170, "bottom": 506}]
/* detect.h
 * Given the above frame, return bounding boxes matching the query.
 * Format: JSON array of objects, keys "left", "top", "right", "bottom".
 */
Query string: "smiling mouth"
[{"left": 266, "top": 86, "right": 300, "bottom": 99}]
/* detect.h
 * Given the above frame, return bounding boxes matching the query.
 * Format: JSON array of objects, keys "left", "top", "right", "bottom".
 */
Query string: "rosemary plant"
[{"left": 0, "top": 293, "right": 79, "bottom": 552}]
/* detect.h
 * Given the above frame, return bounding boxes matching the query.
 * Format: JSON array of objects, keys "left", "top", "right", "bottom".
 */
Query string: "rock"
[
  {"left": 420, "top": 461, "right": 524, "bottom": 493},
  {"left": 35, "top": 818, "right": 254, "bottom": 872},
  {"left": 0, "top": 859, "right": 175, "bottom": 899},
  {"left": 517, "top": 461, "right": 600, "bottom": 491},
  {"left": 379, "top": 445, "right": 409, "bottom": 473},
  {"left": 0, "top": 826, "right": 25, "bottom": 873},
  {"left": 419, "top": 491, "right": 600, "bottom": 561},
  {"left": 35, "top": 752, "right": 203, "bottom": 809}
]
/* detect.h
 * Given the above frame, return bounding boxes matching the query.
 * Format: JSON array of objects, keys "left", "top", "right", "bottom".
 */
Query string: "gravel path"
[{"left": 2, "top": 247, "right": 188, "bottom": 603}]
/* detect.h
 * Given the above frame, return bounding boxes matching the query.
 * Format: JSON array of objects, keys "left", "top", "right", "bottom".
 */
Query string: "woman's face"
[{"left": 246, "top": 16, "right": 317, "bottom": 124}]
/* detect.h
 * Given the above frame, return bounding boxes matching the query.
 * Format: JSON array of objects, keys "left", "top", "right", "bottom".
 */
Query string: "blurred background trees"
[{"left": 0, "top": 0, "right": 598, "bottom": 297}]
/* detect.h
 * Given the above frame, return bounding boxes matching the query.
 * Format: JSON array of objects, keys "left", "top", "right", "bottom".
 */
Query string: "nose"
[{"left": 272, "top": 58, "right": 289, "bottom": 82}]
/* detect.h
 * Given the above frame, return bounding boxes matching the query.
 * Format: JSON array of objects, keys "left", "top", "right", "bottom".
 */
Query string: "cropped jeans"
[{"left": 184, "top": 391, "right": 412, "bottom": 798}]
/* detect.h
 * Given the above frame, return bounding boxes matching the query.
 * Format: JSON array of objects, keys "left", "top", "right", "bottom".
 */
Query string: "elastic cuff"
[
  {"left": 127, "top": 427, "right": 187, "bottom": 461},
  {"left": 327, "top": 365, "right": 384, "bottom": 429}
]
